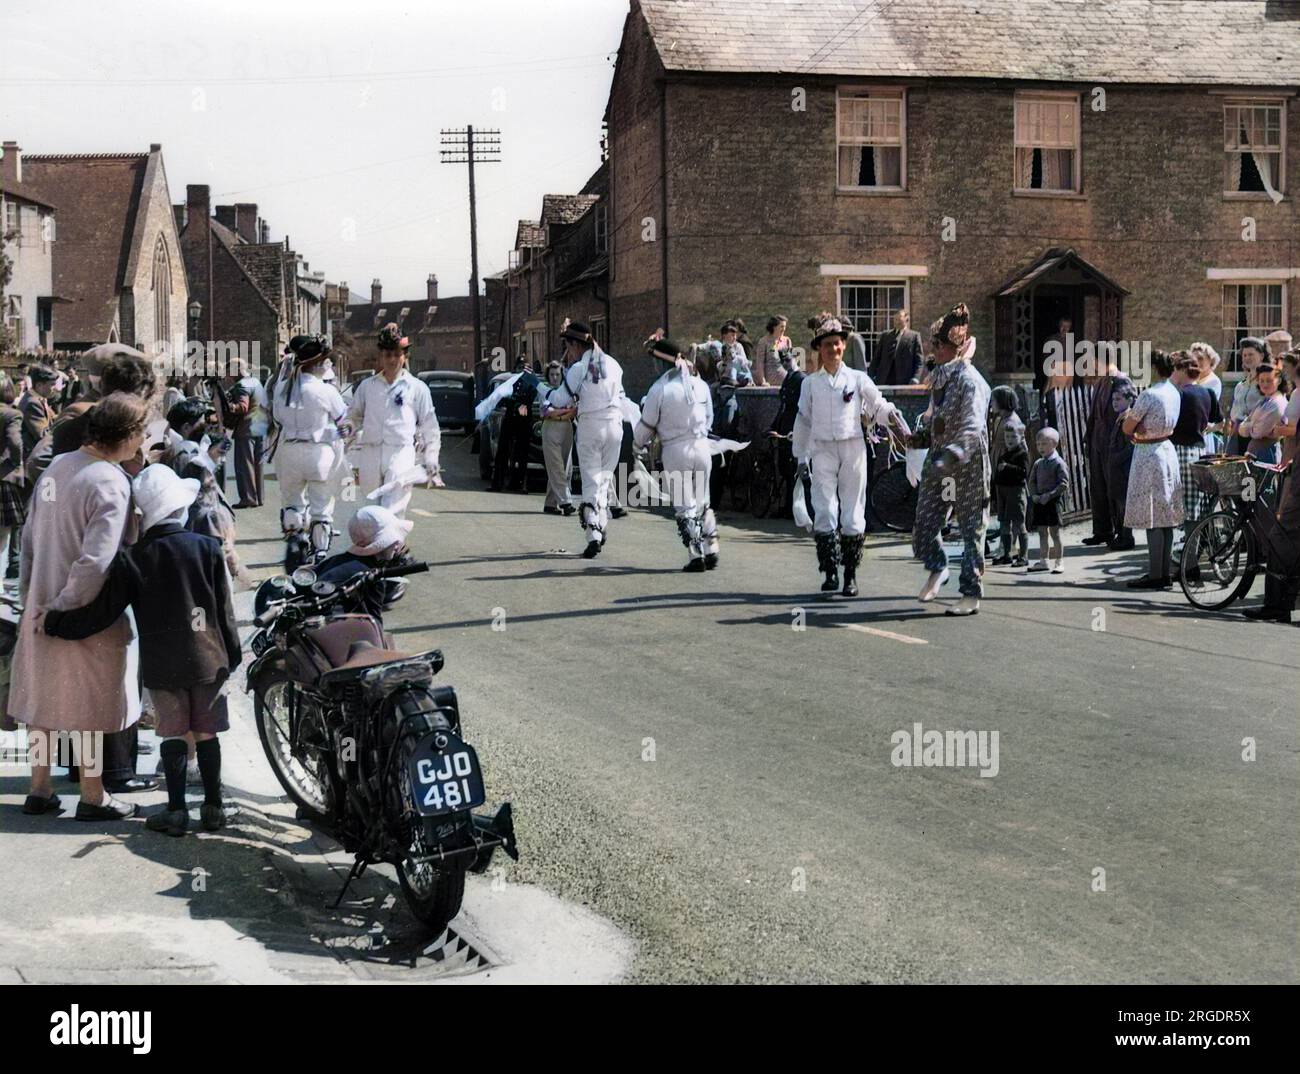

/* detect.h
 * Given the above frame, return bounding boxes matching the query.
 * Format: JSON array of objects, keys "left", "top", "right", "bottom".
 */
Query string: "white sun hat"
[
  {"left": 133, "top": 464, "right": 200, "bottom": 531},
  {"left": 347, "top": 505, "right": 414, "bottom": 556}
]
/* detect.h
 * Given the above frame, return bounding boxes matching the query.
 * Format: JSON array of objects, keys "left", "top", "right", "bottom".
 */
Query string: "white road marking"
[
  {"left": 411, "top": 508, "right": 436, "bottom": 518},
  {"left": 838, "top": 622, "right": 929, "bottom": 645}
]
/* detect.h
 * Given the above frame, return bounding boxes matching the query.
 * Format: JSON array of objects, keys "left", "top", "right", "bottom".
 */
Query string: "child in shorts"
[{"left": 43, "top": 465, "right": 241, "bottom": 836}]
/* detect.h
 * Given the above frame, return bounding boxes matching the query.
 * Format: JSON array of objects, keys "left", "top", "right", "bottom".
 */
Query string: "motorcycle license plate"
[{"left": 407, "top": 733, "right": 487, "bottom": 816}]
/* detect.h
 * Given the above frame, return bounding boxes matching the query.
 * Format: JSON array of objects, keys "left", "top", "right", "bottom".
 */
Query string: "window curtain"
[
  {"left": 1041, "top": 149, "right": 1071, "bottom": 190},
  {"left": 1249, "top": 287, "right": 1273, "bottom": 334},
  {"left": 1237, "top": 111, "right": 1281, "bottom": 198},
  {"left": 839, "top": 146, "right": 863, "bottom": 186},
  {"left": 874, "top": 146, "right": 901, "bottom": 186}
]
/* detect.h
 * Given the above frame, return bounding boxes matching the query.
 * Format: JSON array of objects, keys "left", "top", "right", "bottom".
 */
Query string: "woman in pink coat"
[{"left": 10, "top": 393, "right": 149, "bottom": 821}]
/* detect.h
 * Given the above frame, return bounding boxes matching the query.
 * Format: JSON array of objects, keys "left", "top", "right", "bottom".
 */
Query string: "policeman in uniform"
[
  {"left": 634, "top": 337, "right": 719, "bottom": 571},
  {"left": 548, "top": 321, "right": 630, "bottom": 559},
  {"left": 793, "top": 316, "right": 904, "bottom": 596},
  {"left": 348, "top": 323, "right": 442, "bottom": 520},
  {"left": 271, "top": 334, "right": 349, "bottom": 562}
]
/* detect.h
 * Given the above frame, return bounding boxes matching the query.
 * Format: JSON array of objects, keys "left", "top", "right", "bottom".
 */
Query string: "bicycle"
[
  {"left": 1179, "top": 455, "right": 1290, "bottom": 610},
  {"left": 870, "top": 428, "right": 919, "bottom": 533}
]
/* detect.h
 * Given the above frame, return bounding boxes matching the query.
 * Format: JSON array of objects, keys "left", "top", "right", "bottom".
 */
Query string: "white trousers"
[
  {"left": 575, "top": 415, "right": 622, "bottom": 543},
  {"left": 810, "top": 437, "right": 867, "bottom": 536},
  {"left": 354, "top": 441, "right": 417, "bottom": 518},
  {"left": 661, "top": 437, "right": 718, "bottom": 559},
  {"left": 277, "top": 440, "right": 339, "bottom": 532}
]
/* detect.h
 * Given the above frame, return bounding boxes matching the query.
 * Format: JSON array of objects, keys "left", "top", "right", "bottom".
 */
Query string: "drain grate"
[{"left": 422, "top": 925, "right": 492, "bottom": 973}]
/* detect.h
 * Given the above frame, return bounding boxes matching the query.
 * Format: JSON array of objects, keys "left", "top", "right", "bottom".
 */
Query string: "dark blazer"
[
  {"left": 17, "top": 392, "right": 53, "bottom": 457},
  {"left": 872, "top": 328, "right": 923, "bottom": 385},
  {"left": 43, "top": 522, "right": 241, "bottom": 689},
  {"left": 0, "top": 404, "right": 23, "bottom": 481},
  {"left": 771, "top": 369, "right": 805, "bottom": 437},
  {"left": 1084, "top": 374, "right": 1134, "bottom": 452}
]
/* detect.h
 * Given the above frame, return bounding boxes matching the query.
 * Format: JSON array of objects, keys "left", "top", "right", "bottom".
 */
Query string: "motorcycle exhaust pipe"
[{"left": 468, "top": 802, "right": 518, "bottom": 872}]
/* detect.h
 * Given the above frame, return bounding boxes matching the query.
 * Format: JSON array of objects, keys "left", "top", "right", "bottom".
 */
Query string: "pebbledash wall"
[{"left": 608, "top": 67, "right": 1299, "bottom": 395}]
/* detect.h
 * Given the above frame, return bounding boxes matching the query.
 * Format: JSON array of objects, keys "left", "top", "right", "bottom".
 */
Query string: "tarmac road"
[
  {"left": 2, "top": 436, "right": 1294, "bottom": 984},
  {"left": 236, "top": 438, "right": 1292, "bottom": 984}
]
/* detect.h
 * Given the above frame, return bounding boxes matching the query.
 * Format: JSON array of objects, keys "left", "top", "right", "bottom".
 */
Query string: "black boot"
[
  {"left": 815, "top": 532, "right": 840, "bottom": 593},
  {"left": 840, "top": 534, "right": 865, "bottom": 597}
]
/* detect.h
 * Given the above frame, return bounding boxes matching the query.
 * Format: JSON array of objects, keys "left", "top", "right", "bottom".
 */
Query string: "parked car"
[{"left": 418, "top": 370, "right": 475, "bottom": 432}]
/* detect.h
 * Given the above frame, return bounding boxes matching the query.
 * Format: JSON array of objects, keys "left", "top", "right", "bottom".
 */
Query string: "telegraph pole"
[{"left": 440, "top": 126, "right": 500, "bottom": 383}]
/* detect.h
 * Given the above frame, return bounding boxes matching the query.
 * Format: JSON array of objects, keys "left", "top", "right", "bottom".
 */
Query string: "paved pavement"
[{"left": 3, "top": 435, "right": 1296, "bottom": 983}]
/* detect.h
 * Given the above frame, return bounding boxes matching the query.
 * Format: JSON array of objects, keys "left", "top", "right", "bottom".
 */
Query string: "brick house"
[
  {"left": 343, "top": 276, "right": 490, "bottom": 376},
  {"left": 178, "top": 185, "right": 314, "bottom": 378},
  {"left": 604, "top": 0, "right": 1300, "bottom": 394},
  {"left": 17, "top": 144, "right": 188, "bottom": 353},
  {"left": 0, "top": 141, "right": 59, "bottom": 353}
]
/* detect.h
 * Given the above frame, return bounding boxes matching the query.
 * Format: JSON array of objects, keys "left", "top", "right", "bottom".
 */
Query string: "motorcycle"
[{"left": 246, "top": 560, "right": 518, "bottom": 931}]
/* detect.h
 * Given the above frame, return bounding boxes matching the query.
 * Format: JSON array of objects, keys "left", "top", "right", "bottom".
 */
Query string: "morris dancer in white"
[
  {"left": 270, "top": 334, "right": 350, "bottom": 562},
  {"left": 793, "top": 316, "right": 907, "bottom": 596},
  {"left": 348, "top": 322, "right": 442, "bottom": 520},
  {"left": 547, "top": 321, "right": 637, "bottom": 559},
  {"left": 634, "top": 337, "right": 720, "bottom": 572}
]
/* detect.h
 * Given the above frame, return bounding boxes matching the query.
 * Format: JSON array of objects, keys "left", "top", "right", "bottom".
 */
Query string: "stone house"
[{"left": 343, "top": 276, "right": 488, "bottom": 376}]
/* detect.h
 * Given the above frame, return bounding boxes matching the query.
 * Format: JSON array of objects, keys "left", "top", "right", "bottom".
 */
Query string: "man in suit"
[
  {"left": 1083, "top": 360, "right": 1136, "bottom": 550},
  {"left": 871, "top": 309, "right": 923, "bottom": 385}
]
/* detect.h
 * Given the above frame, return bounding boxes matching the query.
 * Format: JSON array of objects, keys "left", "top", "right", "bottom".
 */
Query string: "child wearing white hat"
[{"left": 43, "top": 464, "right": 242, "bottom": 836}]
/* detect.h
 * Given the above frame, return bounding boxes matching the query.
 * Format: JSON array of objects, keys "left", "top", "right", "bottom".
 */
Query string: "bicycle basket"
[{"left": 1191, "top": 456, "right": 1251, "bottom": 498}]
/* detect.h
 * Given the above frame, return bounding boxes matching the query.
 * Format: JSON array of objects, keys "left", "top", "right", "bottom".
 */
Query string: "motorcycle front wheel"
[
  {"left": 253, "top": 675, "right": 334, "bottom": 817},
  {"left": 395, "top": 737, "right": 466, "bottom": 933}
]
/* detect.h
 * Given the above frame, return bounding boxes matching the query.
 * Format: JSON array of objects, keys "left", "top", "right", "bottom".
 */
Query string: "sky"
[{"left": 0, "top": 0, "right": 627, "bottom": 302}]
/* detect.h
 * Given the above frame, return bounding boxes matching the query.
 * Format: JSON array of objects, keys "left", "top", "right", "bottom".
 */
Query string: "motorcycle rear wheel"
[
  {"left": 253, "top": 675, "right": 333, "bottom": 817},
  {"left": 395, "top": 736, "right": 466, "bottom": 933}
]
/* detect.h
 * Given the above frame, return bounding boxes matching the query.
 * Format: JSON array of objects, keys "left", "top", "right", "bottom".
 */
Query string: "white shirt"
[
  {"left": 349, "top": 370, "right": 439, "bottom": 449},
  {"left": 551, "top": 347, "right": 626, "bottom": 421},
  {"left": 634, "top": 368, "right": 713, "bottom": 448},
  {"left": 271, "top": 371, "right": 347, "bottom": 442},
  {"left": 792, "top": 364, "right": 893, "bottom": 459}
]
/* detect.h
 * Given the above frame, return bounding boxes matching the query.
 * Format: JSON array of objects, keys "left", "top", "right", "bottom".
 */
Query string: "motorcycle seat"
[{"left": 317, "top": 640, "right": 442, "bottom": 689}]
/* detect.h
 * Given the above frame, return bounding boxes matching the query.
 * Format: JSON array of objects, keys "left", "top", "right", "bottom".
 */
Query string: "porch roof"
[{"left": 995, "top": 247, "right": 1130, "bottom": 298}]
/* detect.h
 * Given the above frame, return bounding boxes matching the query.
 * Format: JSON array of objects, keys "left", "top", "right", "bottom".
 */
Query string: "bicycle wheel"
[
  {"left": 1179, "top": 511, "right": 1258, "bottom": 610},
  {"left": 870, "top": 464, "right": 918, "bottom": 533}
]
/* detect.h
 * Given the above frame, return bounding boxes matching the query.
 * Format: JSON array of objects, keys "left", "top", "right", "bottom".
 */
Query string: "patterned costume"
[{"left": 912, "top": 358, "right": 991, "bottom": 599}]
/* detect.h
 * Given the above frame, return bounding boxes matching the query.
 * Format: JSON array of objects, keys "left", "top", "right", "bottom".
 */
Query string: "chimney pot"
[
  {"left": 149, "top": 143, "right": 161, "bottom": 152},
  {"left": 371, "top": 279, "right": 382, "bottom": 305},
  {"left": 427, "top": 274, "right": 438, "bottom": 302}
]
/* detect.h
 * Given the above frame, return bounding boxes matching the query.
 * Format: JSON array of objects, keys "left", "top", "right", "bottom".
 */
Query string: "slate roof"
[
  {"left": 21, "top": 153, "right": 149, "bottom": 342},
  {"left": 515, "top": 220, "right": 546, "bottom": 249},
  {"left": 344, "top": 294, "right": 477, "bottom": 339},
  {"left": 541, "top": 194, "right": 600, "bottom": 227},
  {"left": 0, "top": 177, "right": 57, "bottom": 209},
  {"left": 231, "top": 244, "right": 291, "bottom": 318},
  {"left": 637, "top": 0, "right": 1300, "bottom": 85}
]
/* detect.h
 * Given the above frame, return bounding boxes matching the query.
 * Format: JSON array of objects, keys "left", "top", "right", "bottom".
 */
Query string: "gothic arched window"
[{"left": 151, "top": 236, "right": 172, "bottom": 351}]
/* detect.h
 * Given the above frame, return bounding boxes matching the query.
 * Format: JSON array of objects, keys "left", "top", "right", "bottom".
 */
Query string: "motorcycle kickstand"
[{"left": 331, "top": 854, "right": 370, "bottom": 909}]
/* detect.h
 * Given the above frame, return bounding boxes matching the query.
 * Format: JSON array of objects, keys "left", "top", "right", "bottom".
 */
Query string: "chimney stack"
[
  {"left": 371, "top": 279, "right": 382, "bottom": 305},
  {"left": 234, "top": 203, "right": 258, "bottom": 244},
  {"left": 341, "top": 281, "right": 349, "bottom": 307},
  {"left": 427, "top": 274, "right": 438, "bottom": 303},
  {"left": 259, "top": 219, "right": 269, "bottom": 244},
  {"left": 1, "top": 141, "right": 21, "bottom": 184},
  {"left": 214, "top": 204, "right": 237, "bottom": 232},
  {"left": 186, "top": 184, "right": 211, "bottom": 225}
]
